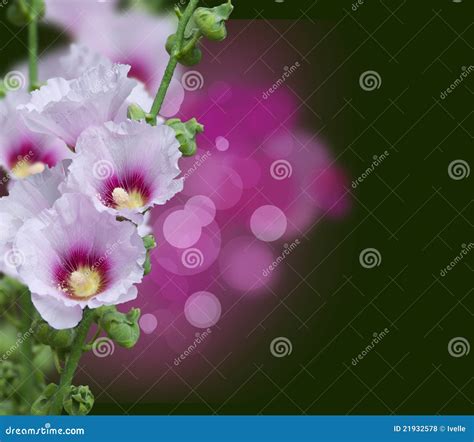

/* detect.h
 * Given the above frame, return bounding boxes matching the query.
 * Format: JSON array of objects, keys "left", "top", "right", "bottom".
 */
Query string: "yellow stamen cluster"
[
  {"left": 12, "top": 161, "right": 45, "bottom": 178},
  {"left": 112, "top": 187, "right": 145, "bottom": 209},
  {"left": 68, "top": 266, "right": 102, "bottom": 299}
]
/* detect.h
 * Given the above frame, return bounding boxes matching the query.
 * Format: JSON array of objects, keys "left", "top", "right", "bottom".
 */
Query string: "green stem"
[
  {"left": 148, "top": 0, "right": 200, "bottom": 123},
  {"left": 49, "top": 308, "right": 96, "bottom": 415},
  {"left": 27, "top": 0, "right": 39, "bottom": 91}
]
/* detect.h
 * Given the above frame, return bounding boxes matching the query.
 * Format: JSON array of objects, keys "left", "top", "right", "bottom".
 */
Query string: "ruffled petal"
[
  {"left": 31, "top": 293, "right": 83, "bottom": 330},
  {"left": 18, "top": 64, "right": 136, "bottom": 146}
]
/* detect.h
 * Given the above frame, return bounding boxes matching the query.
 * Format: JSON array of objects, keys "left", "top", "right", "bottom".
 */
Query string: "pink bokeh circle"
[
  {"left": 139, "top": 313, "right": 158, "bottom": 334},
  {"left": 250, "top": 205, "right": 288, "bottom": 242},
  {"left": 184, "top": 291, "right": 222, "bottom": 328},
  {"left": 154, "top": 210, "right": 222, "bottom": 276},
  {"left": 219, "top": 236, "right": 275, "bottom": 292},
  {"left": 215, "top": 136, "right": 230, "bottom": 152},
  {"left": 163, "top": 209, "right": 202, "bottom": 249},
  {"left": 185, "top": 195, "right": 216, "bottom": 226}
]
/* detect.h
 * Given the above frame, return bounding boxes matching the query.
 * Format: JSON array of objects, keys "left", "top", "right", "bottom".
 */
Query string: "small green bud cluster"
[
  {"left": 166, "top": 118, "right": 204, "bottom": 156},
  {"left": 33, "top": 319, "right": 76, "bottom": 350},
  {"left": 63, "top": 385, "right": 94, "bottom": 416},
  {"left": 193, "top": 0, "right": 234, "bottom": 41},
  {"left": 166, "top": 0, "right": 234, "bottom": 67},
  {"left": 31, "top": 384, "right": 94, "bottom": 416},
  {"left": 97, "top": 306, "right": 141, "bottom": 349}
]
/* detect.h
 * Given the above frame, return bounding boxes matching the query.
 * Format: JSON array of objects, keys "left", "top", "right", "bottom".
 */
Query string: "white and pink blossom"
[{"left": 14, "top": 193, "right": 146, "bottom": 329}]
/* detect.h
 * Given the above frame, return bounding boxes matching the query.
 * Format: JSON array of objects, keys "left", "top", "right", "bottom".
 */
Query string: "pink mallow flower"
[
  {"left": 14, "top": 193, "right": 146, "bottom": 329},
  {"left": 18, "top": 63, "right": 136, "bottom": 147},
  {"left": 0, "top": 91, "right": 71, "bottom": 179},
  {"left": 66, "top": 120, "right": 183, "bottom": 220},
  {"left": 0, "top": 161, "right": 68, "bottom": 277}
]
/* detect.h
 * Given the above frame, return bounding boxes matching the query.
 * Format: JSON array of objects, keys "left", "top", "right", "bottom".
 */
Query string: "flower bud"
[
  {"left": 193, "top": 0, "right": 234, "bottom": 41},
  {"left": 166, "top": 118, "right": 204, "bottom": 156},
  {"left": 33, "top": 319, "right": 76, "bottom": 349},
  {"left": 63, "top": 385, "right": 94, "bottom": 416},
  {"left": 166, "top": 34, "right": 203, "bottom": 67},
  {"left": 99, "top": 307, "right": 141, "bottom": 349},
  {"left": 31, "top": 383, "right": 57, "bottom": 415}
]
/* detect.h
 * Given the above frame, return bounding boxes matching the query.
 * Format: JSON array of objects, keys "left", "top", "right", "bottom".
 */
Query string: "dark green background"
[{"left": 0, "top": 0, "right": 472, "bottom": 414}]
